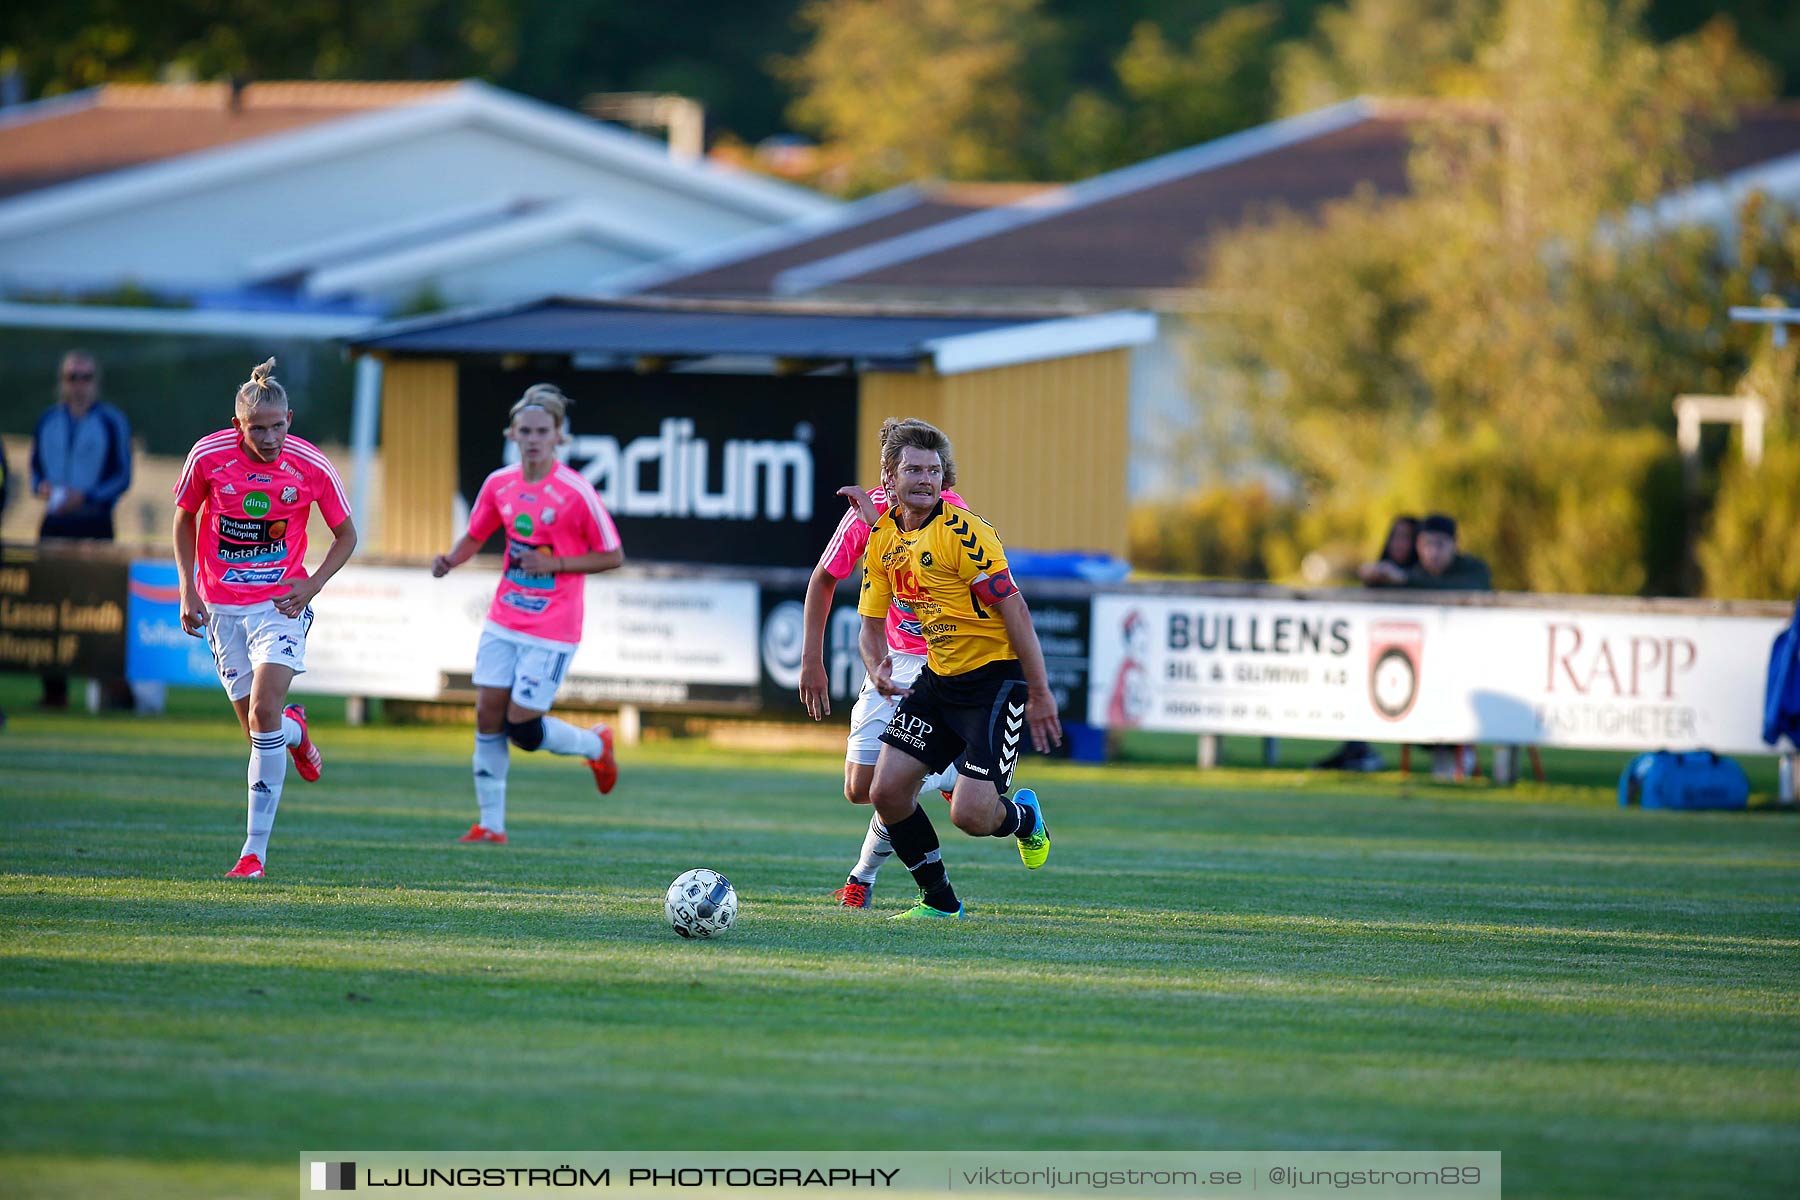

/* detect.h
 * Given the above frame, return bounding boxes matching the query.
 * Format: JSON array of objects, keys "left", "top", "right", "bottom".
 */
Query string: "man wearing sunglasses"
[
  {"left": 29, "top": 349, "right": 134, "bottom": 707},
  {"left": 31, "top": 351, "right": 133, "bottom": 541}
]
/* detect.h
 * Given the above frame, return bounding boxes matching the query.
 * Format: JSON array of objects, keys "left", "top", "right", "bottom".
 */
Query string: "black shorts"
[{"left": 879, "top": 659, "right": 1027, "bottom": 792}]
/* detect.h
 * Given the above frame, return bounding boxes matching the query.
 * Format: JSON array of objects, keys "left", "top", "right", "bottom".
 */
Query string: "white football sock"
[
  {"left": 473, "top": 731, "right": 509, "bottom": 833},
  {"left": 850, "top": 811, "right": 894, "bottom": 884},
  {"left": 282, "top": 713, "right": 303, "bottom": 747},
  {"left": 539, "top": 716, "right": 601, "bottom": 758},
  {"left": 921, "top": 763, "right": 959, "bottom": 796},
  {"left": 242, "top": 730, "right": 287, "bottom": 860}
]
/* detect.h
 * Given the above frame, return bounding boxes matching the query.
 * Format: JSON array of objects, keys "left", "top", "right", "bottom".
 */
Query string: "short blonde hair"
[
  {"left": 507, "top": 383, "right": 572, "bottom": 439},
  {"left": 879, "top": 417, "right": 957, "bottom": 488},
  {"left": 235, "top": 357, "right": 287, "bottom": 418}
]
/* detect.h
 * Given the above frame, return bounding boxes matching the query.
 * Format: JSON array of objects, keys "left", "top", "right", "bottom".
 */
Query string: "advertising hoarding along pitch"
[
  {"left": 125, "top": 562, "right": 761, "bottom": 706},
  {"left": 1088, "top": 595, "right": 1780, "bottom": 754},
  {"left": 0, "top": 545, "right": 126, "bottom": 677}
]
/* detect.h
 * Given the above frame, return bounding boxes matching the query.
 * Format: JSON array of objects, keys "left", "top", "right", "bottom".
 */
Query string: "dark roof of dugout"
[{"left": 347, "top": 297, "right": 1157, "bottom": 373}]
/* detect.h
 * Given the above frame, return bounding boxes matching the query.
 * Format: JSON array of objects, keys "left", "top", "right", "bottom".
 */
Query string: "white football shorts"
[
  {"left": 205, "top": 604, "right": 313, "bottom": 701},
  {"left": 845, "top": 649, "right": 928, "bottom": 765},
  {"left": 472, "top": 626, "right": 576, "bottom": 712}
]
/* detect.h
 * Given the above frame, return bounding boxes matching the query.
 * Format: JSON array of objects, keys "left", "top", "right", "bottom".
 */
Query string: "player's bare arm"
[
  {"left": 835, "top": 484, "right": 879, "bottom": 526},
  {"left": 859, "top": 614, "right": 910, "bottom": 699},
  {"left": 990, "top": 584, "right": 1063, "bottom": 753},
  {"left": 799, "top": 564, "right": 839, "bottom": 720},
  {"left": 517, "top": 545, "right": 624, "bottom": 576},
  {"left": 274, "top": 516, "right": 357, "bottom": 619},
  {"left": 432, "top": 533, "right": 485, "bottom": 577},
  {"left": 172, "top": 507, "right": 207, "bottom": 636}
]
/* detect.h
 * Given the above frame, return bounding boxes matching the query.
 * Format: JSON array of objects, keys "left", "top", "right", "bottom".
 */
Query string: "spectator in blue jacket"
[
  {"left": 31, "top": 350, "right": 133, "bottom": 541},
  {"left": 30, "top": 350, "right": 134, "bottom": 708}
]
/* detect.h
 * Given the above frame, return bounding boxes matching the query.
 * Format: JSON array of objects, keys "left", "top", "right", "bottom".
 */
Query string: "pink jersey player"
[
  {"left": 172, "top": 357, "right": 358, "bottom": 882},
  {"left": 432, "top": 383, "right": 625, "bottom": 845},
  {"left": 175, "top": 431, "right": 350, "bottom": 610},
  {"left": 466, "top": 460, "right": 621, "bottom": 647}
]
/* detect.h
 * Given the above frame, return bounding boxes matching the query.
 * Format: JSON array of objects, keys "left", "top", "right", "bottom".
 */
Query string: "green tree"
[
  {"left": 1696, "top": 441, "right": 1800, "bottom": 600},
  {"left": 1275, "top": 0, "right": 1492, "bottom": 115},
  {"left": 2, "top": 2, "right": 519, "bottom": 94},
  {"left": 1127, "top": 480, "right": 1301, "bottom": 580},
  {"left": 1047, "top": 8, "right": 1282, "bottom": 178},
  {"left": 1695, "top": 329, "right": 1800, "bottom": 599},
  {"left": 779, "top": 0, "right": 1053, "bottom": 194},
  {"left": 1197, "top": 0, "right": 1792, "bottom": 594}
]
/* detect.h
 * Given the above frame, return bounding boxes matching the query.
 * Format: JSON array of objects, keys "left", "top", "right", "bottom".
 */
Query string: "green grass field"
[{"left": 2, "top": 680, "right": 1797, "bottom": 1199}]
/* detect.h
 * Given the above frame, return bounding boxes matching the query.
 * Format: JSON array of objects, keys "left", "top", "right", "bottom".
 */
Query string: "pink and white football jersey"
[
  {"left": 816, "top": 485, "right": 964, "bottom": 656},
  {"left": 466, "top": 462, "right": 622, "bottom": 647},
  {"left": 173, "top": 430, "right": 351, "bottom": 612}
]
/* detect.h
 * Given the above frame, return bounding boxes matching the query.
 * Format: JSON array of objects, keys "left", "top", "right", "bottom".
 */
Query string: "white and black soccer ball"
[{"left": 664, "top": 868, "right": 737, "bottom": 939}]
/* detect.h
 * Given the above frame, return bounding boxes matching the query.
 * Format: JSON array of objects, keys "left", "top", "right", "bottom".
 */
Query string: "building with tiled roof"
[
  {"left": 631, "top": 98, "right": 1800, "bottom": 496},
  {"left": 0, "top": 80, "right": 837, "bottom": 314}
]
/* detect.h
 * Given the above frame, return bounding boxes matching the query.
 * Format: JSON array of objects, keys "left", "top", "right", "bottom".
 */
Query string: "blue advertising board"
[{"left": 126, "top": 560, "right": 216, "bottom": 686}]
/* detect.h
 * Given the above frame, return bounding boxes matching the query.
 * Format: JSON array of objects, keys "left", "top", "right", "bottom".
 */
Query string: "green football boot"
[
  {"left": 890, "top": 896, "right": 965, "bottom": 920},
  {"left": 1014, "top": 788, "right": 1050, "bottom": 869}
]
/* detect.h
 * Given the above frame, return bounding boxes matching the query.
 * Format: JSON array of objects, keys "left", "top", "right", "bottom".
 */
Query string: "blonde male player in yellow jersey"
[{"left": 858, "top": 417, "right": 1061, "bottom": 919}]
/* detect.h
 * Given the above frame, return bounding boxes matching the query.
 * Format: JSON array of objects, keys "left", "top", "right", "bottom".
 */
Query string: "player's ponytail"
[{"left": 235, "top": 356, "right": 288, "bottom": 418}]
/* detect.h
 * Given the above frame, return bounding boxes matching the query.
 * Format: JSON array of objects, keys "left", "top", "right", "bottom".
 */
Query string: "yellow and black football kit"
[
  {"left": 860, "top": 500, "right": 1029, "bottom": 790},
  {"left": 859, "top": 500, "right": 1016, "bottom": 676}
]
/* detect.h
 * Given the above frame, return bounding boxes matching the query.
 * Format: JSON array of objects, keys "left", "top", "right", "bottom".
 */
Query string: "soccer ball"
[{"left": 664, "top": 868, "right": 737, "bottom": 939}]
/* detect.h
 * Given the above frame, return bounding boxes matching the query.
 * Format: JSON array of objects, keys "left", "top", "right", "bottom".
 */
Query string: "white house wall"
[
  {"left": 357, "top": 236, "right": 646, "bottom": 309},
  {"left": 0, "top": 124, "right": 781, "bottom": 297}
]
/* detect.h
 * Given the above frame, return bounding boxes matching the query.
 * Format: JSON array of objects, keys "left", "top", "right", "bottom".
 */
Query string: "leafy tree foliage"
[
  {"left": 1695, "top": 331, "right": 1800, "bottom": 599},
  {"left": 1196, "top": 0, "right": 1796, "bottom": 595},
  {"left": 1697, "top": 440, "right": 1800, "bottom": 600},
  {"left": 2, "top": 1, "right": 519, "bottom": 93},
  {"left": 777, "top": 0, "right": 1052, "bottom": 194},
  {"left": 1276, "top": 0, "right": 1492, "bottom": 116},
  {"left": 1126, "top": 480, "right": 1301, "bottom": 580},
  {"left": 1047, "top": 8, "right": 1282, "bottom": 177},
  {"left": 4, "top": 2, "right": 1792, "bottom": 177}
]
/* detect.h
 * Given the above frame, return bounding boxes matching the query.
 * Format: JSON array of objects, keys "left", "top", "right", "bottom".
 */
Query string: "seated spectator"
[
  {"left": 1317, "top": 514, "right": 1418, "bottom": 771},
  {"left": 1405, "top": 513, "right": 1492, "bottom": 591},
  {"left": 1356, "top": 514, "right": 1419, "bottom": 587},
  {"left": 1405, "top": 513, "right": 1491, "bottom": 777}
]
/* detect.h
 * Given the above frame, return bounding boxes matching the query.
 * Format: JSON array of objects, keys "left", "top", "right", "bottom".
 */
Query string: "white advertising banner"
[
  {"left": 299, "top": 565, "right": 759, "bottom": 702},
  {"left": 1088, "top": 594, "right": 1783, "bottom": 754}
]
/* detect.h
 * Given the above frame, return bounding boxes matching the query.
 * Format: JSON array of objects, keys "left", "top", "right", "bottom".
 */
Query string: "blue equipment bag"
[{"left": 1618, "top": 751, "right": 1750, "bottom": 811}]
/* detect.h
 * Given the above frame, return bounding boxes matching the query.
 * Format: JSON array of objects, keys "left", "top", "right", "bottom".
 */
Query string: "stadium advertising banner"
[
  {"left": 296, "top": 565, "right": 761, "bottom": 707},
  {"left": 0, "top": 543, "right": 126, "bottom": 676},
  {"left": 1089, "top": 594, "right": 1783, "bottom": 754},
  {"left": 125, "top": 560, "right": 217, "bottom": 686},
  {"left": 757, "top": 578, "right": 861, "bottom": 712},
  {"left": 458, "top": 365, "right": 857, "bottom": 568},
  {"left": 123, "top": 562, "right": 760, "bottom": 707},
  {"left": 1032, "top": 596, "right": 1093, "bottom": 728}
]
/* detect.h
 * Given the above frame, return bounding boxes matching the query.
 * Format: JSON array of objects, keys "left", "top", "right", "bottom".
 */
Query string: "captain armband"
[{"left": 970, "top": 569, "right": 1019, "bottom": 608}]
